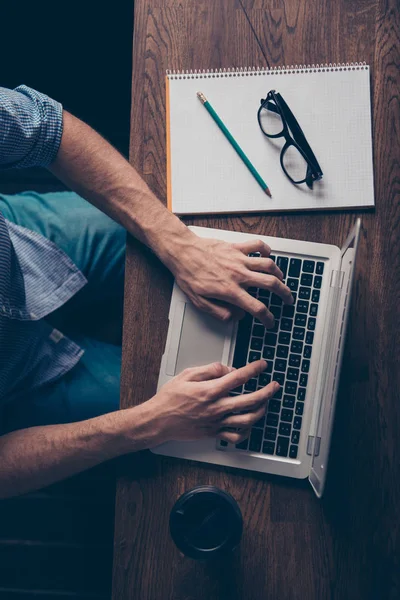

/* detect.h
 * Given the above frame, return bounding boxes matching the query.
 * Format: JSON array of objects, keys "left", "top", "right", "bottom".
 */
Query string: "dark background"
[
  {"left": 0, "top": 1, "right": 133, "bottom": 192},
  {"left": 0, "top": 2, "right": 133, "bottom": 598}
]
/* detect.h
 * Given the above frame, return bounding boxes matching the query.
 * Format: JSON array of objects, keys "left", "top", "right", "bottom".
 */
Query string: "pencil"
[{"left": 197, "top": 91, "right": 272, "bottom": 198}]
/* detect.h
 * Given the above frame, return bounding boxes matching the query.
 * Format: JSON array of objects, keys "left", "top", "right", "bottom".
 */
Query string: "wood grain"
[{"left": 113, "top": 1, "right": 400, "bottom": 599}]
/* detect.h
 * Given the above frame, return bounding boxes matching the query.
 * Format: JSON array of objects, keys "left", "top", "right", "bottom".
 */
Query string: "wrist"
[{"left": 115, "top": 403, "right": 165, "bottom": 454}]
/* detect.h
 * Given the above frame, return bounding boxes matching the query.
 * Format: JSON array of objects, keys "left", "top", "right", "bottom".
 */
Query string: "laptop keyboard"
[{"left": 228, "top": 254, "right": 325, "bottom": 460}]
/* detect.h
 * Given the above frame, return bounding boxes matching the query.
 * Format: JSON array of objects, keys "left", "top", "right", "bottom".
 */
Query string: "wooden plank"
[{"left": 114, "top": 0, "right": 400, "bottom": 599}]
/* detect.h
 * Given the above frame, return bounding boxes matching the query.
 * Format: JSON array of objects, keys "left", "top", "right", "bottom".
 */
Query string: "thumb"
[{"left": 182, "top": 362, "right": 234, "bottom": 382}]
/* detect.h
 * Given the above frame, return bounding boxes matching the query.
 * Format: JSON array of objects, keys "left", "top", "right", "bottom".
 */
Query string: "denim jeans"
[{"left": 0, "top": 191, "right": 125, "bottom": 431}]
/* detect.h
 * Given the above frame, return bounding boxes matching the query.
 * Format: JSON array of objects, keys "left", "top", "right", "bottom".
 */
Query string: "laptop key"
[
  {"left": 308, "top": 317, "right": 316, "bottom": 331},
  {"left": 310, "top": 304, "right": 318, "bottom": 317},
  {"left": 304, "top": 345, "right": 312, "bottom": 359},
  {"left": 287, "top": 278, "right": 299, "bottom": 291},
  {"left": 283, "top": 395, "right": 295, "bottom": 408},
  {"left": 300, "top": 373, "right": 308, "bottom": 387},
  {"left": 265, "top": 332, "right": 278, "bottom": 346},
  {"left": 302, "top": 359, "right": 310, "bottom": 373},
  {"left": 232, "top": 385, "right": 243, "bottom": 394},
  {"left": 268, "top": 399, "right": 281, "bottom": 413},
  {"left": 295, "top": 403, "right": 304, "bottom": 415},
  {"left": 300, "top": 273, "right": 313, "bottom": 287},
  {"left": 302, "top": 260, "right": 315, "bottom": 273},
  {"left": 297, "top": 388, "right": 306, "bottom": 401},
  {"left": 250, "top": 338, "right": 263, "bottom": 351},
  {"left": 265, "top": 361, "right": 273, "bottom": 374},
  {"left": 281, "top": 409, "right": 294, "bottom": 422},
  {"left": 306, "top": 331, "right": 314, "bottom": 344},
  {"left": 273, "top": 372, "right": 285, "bottom": 386},
  {"left": 293, "top": 327, "right": 305, "bottom": 341},
  {"left": 291, "top": 340, "right": 303, "bottom": 354},
  {"left": 279, "top": 422, "right": 291, "bottom": 436},
  {"left": 276, "top": 436, "right": 289, "bottom": 456},
  {"left": 276, "top": 345, "right": 289, "bottom": 358},
  {"left": 297, "top": 300, "right": 309, "bottom": 314},
  {"left": 287, "top": 368, "right": 299, "bottom": 381},
  {"left": 295, "top": 314, "right": 307, "bottom": 327},
  {"left": 259, "top": 373, "right": 271, "bottom": 387},
  {"left": 266, "top": 412, "right": 279, "bottom": 427},
  {"left": 312, "top": 289, "right": 320, "bottom": 303},
  {"left": 249, "top": 428, "right": 263, "bottom": 452},
  {"left": 276, "top": 256, "right": 288, "bottom": 278},
  {"left": 265, "top": 427, "right": 277, "bottom": 441},
  {"left": 282, "top": 304, "right": 295, "bottom": 318},
  {"left": 270, "top": 305, "right": 282, "bottom": 319},
  {"left": 262, "top": 441, "right": 275, "bottom": 455},
  {"left": 293, "top": 416, "right": 302, "bottom": 430},
  {"left": 288, "top": 258, "right": 302, "bottom": 278},
  {"left": 314, "top": 275, "right": 322, "bottom": 289},
  {"left": 291, "top": 430, "right": 300, "bottom": 444},
  {"left": 270, "top": 293, "right": 283, "bottom": 305},
  {"left": 289, "top": 354, "right": 301, "bottom": 367},
  {"left": 245, "top": 378, "right": 258, "bottom": 392},
  {"left": 316, "top": 261, "right": 324, "bottom": 275},
  {"left": 253, "top": 324, "right": 265, "bottom": 337},
  {"left": 285, "top": 381, "right": 297, "bottom": 395},
  {"left": 281, "top": 318, "right": 293, "bottom": 331},
  {"left": 263, "top": 346, "right": 275, "bottom": 360},
  {"left": 289, "top": 445, "right": 298, "bottom": 459},
  {"left": 249, "top": 351, "right": 261, "bottom": 362},
  {"left": 275, "top": 358, "right": 287, "bottom": 372},
  {"left": 299, "top": 287, "right": 311, "bottom": 300},
  {"left": 279, "top": 331, "right": 291, "bottom": 345}
]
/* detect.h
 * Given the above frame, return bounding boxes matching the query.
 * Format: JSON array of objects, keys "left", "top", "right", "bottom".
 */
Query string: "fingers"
[
  {"left": 230, "top": 290, "right": 274, "bottom": 328},
  {"left": 218, "top": 380, "right": 280, "bottom": 413},
  {"left": 245, "top": 257, "right": 283, "bottom": 281},
  {"left": 233, "top": 239, "right": 271, "bottom": 257},
  {"left": 247, "top": 273, "right": 294, "bottom": 305},
  {"left": 219, "top": 403, "right": 267, "bottom": 429},
  {"left": 217, "top": 428, "right": 251, "bottom": 444},
  {"left": 210, "top": 359, "right": 268, "bottom": 397},
  {"left": 194, "top": 296, "right": 234, "bottom": 322},
  {"left": 180, "top": 362, "right": 233, "bottom": 382}
]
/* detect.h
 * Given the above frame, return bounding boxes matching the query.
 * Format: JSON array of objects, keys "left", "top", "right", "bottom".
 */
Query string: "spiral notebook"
[{"left": 165, "top": 63, "right": 374, "bottom": 215}]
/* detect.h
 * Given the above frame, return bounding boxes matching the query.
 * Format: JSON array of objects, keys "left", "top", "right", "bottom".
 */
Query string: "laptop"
[{"left": 152, "top": 220, "right": 361, "bottom": 497}]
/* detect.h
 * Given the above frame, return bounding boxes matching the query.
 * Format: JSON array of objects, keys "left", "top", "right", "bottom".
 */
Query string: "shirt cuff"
[{"left": 14, "top": 85, "right": 64, "bottom": 168}]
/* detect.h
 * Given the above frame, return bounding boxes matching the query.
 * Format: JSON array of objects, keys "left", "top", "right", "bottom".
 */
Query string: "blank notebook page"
[{"left": 166, "top": 65, "right": 374, "bottom": 215}]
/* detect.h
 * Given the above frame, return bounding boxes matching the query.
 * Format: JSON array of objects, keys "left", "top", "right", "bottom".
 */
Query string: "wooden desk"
[{"left": 113, "top": 2, "right": 399, "bottom": 598}]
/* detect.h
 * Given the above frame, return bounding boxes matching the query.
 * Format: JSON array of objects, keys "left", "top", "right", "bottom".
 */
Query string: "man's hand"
[
  {"left": 165, "top": 233, "right": 293, "bottom": 328},
  {"left": 141, "top": 360, "right": 279, "bottom": 446}
]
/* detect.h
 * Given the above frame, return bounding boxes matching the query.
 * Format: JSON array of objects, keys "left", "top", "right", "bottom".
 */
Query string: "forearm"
[
  {"left": 49, "top": 111, "right": 193, "bottom": 267},
  {"left": 0, "top": 404, "right": 158, "bottom": 499}
]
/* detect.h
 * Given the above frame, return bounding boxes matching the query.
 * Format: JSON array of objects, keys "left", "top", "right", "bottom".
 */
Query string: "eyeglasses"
[{"left": 257, "top": 90, "right": 323, "bottom": 189}]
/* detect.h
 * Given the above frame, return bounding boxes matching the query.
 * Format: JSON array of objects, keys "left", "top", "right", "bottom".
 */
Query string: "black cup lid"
[{"left": 169, "top": 485, "right": 243, "bottom": 560}]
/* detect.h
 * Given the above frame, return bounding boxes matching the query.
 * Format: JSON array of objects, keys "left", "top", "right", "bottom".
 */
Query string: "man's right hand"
[{"left": 141, "top": 360, "right": 279, "bottom": 446}]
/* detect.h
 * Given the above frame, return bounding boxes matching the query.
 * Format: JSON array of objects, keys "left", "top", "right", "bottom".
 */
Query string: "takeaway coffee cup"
[{"left": 169, "top": 485, "right": 243, "bottom": 560}]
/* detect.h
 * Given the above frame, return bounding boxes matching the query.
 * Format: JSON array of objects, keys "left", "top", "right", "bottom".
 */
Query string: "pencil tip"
[{"left": 265, "top": 188, "right": 272, "bottom": 198}]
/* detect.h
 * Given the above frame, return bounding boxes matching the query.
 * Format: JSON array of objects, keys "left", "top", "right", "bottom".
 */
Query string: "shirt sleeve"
[{"left": 0, "top": 85, "right": 63, "bottom": 170}]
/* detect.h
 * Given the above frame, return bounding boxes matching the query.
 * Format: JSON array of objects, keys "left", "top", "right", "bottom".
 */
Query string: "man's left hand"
[{"left": 166, "top": 233, "right": 294, "bottom": 329}]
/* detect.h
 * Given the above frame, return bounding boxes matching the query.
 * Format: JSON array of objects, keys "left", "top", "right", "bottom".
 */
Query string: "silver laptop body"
[{"left": 152, "top": 220, "right": 361, "bottom": 497}]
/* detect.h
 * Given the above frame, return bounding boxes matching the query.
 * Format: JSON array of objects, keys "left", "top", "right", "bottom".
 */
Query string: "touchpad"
[{"left": 174, "top": 303, "right": 227, "bottom": 375}]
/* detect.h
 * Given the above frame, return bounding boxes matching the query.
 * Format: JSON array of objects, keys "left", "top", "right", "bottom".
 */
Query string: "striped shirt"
[{"left": 0, "top": 86, "right": 87, "bottom": 404}]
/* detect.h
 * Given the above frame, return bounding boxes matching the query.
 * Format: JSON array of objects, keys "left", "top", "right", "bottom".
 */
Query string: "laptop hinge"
[
  {"left": 330, "top": 269, "right": 345, "bottom": 289},
  {"left": 307, "top": 435, "right": 321, "bottom": 457}
]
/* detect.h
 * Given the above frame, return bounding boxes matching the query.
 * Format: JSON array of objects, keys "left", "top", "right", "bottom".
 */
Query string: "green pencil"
[{"left": 197, "top": 91, "right": 272, "bottom": 198}]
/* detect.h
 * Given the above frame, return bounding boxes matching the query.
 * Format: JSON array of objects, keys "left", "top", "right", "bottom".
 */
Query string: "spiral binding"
[{"left": 166, "top": 62, "right": 368, "bottom": 79}]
